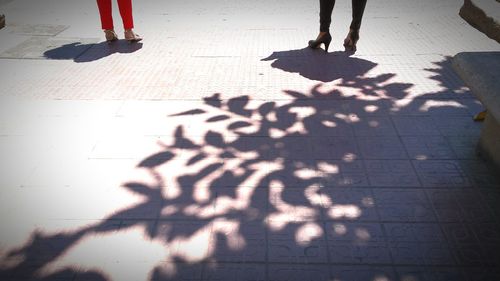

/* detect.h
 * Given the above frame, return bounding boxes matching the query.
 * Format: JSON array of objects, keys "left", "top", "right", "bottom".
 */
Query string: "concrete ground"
[{"left": 1, "top": 0, "right": 500, "bottom": 280}]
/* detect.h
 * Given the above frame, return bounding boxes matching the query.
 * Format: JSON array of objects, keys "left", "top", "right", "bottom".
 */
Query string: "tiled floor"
[{"left": 1, "top": 0, "right": 500, "bottom": 280}]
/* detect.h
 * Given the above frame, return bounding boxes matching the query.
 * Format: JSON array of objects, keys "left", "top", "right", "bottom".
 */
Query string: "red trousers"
[{"left": 96, "top": 0, "right": 134, "bottom": 30}]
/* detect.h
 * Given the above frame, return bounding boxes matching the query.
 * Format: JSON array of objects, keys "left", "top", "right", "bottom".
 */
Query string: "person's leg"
[
  {"left": 350, "top": 0, "right": 367, "bottom": 31},
  {"left": 96, "top": 0, "right": 114, "bottom": 30},
  {"left": 319, "top": 0, "right": 336, "bottom": 32},
  {"left": 117, "top": 0, "right": 134, "bottom": 29},
  {"left": 118, "top": 0, "right": 142, "bottom": 41},
  {"left": 309, "top": 0, "right": 335, "bottom": 51},
  {"left": 344, "top": 0, "right": 367, "bottom": 50}
]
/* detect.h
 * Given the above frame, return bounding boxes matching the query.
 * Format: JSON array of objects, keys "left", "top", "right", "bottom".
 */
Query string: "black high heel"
[
  {"left": 343, "top": 29, "right": 359, "bottom": 52},
  {"left": 308, "top": 32, "right": 332, "bottom": 52}
]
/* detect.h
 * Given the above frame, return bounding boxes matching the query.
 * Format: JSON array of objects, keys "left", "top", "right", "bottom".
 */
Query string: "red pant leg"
[
  {"left": 96, "top": 0, "right": 114, "bottom": 30},
  {"left": 117, "top": 0, "right": 134, "bottom": 29}
]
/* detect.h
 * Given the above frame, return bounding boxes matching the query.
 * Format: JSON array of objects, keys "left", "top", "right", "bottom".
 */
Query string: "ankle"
[
  {"left": 317, "top": 31, "right": 330, "bottom": 40},
  {"left": 348, "top": 29, "right": 359, "bottom": 38}
]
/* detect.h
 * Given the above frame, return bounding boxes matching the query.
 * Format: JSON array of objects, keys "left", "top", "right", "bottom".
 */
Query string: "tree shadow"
[
  {"left": 1, "top": 54, "right": 499, "bottom": 281},
  {"left": 43, "top": 40, "right": 143, "bottom": 63}
]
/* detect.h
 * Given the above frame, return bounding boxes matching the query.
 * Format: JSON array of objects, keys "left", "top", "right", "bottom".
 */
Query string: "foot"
[
  {"left": 124, "top": 29, "right": 142, "bottom": 42},
  {"left": 308, "top": 31, "right": 332, "bottom": 52},
  {"left": 343, "top": 29, "right": 359, "bottom": 51},
  {"left": 104, "top": 29, "right": 118, "bottom": 42}
]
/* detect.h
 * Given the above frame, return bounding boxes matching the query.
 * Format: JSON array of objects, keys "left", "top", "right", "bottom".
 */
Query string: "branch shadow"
[{"left": 1, "top": 54, "right": 499, "bottom": 281}]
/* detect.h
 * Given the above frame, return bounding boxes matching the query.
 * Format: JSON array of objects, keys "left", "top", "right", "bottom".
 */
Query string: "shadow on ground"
[
  {"left": 1, "top": 53, "right": 499, "bottom": 281},
  {"left": 262, "top": 49, "right": 372, "bottom": 83},
  {"left": 44, "top": 40, "right": 143, "bottom": 63}
]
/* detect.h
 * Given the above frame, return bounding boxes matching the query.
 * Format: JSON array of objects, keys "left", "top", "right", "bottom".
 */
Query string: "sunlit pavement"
[{"left": 1, "top": 0, "right": 500, "bottom": 280}]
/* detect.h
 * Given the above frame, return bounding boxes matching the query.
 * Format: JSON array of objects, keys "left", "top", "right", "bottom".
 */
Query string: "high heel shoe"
[
  {"left": 104, "top": 29, "right": 118, "bottom": 42},
  {"left": 343, "top": 29, "right": 359, "bottom": 52},
  {"left": 124, "top": 29, "right": 142, "bottom": 43},
  {"left": 308, "top": 32, "right": 332, "bottom": 52}
]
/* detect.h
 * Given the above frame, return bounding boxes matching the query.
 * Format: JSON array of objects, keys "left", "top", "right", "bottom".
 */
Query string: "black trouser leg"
[
  {"left": 350, "top": 0, "right": 367, "bottom": 31},
  {"left": 319, "top": 0, "right": 336, "bottom": 32}
]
